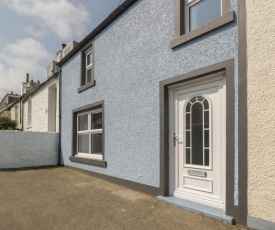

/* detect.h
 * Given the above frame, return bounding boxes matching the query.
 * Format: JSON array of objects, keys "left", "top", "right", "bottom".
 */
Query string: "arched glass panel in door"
[{"left": 185, "top": 96, "right": 210, "bottom": 166}]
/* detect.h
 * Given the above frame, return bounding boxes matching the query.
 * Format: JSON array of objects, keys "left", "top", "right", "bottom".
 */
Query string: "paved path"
[{"left": 0, "top": 167, "right": 248, "bottom": 230}]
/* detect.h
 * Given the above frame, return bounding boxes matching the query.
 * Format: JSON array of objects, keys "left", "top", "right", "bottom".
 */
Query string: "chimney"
[
  {"left": 62, "top": 44, "right": 66, "bottom": 49},
  {"left": 37, "top": 80, "right": 40, "bottom": 84},
  {"left": 26, "top": 73, "right": 29, "bottom": 83},
  {"left": 11, "top": 91, "right": 13, "bottom": 95}
]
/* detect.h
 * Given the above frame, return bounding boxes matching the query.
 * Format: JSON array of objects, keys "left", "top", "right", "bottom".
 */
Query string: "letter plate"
[{"left": 188, "top": 170, "right": 207, "bottom": 178}]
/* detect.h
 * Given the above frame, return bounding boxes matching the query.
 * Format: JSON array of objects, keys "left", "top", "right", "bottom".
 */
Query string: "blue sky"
[{"left": 0, "top": 0, "right": 124, "bottom": 99}]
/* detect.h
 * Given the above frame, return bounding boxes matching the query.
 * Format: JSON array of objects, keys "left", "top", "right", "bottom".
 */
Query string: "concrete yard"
[{"left": 0, "top": 167, "right": 248, "bottom": 230}]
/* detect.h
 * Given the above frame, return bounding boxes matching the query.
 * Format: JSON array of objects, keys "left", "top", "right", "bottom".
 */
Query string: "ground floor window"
[
  {"left": 77, "top": 108, "right": 103, "bottom": 160},
  {"left": 70, "top": 101, "right": 105, "bottom": 167}
]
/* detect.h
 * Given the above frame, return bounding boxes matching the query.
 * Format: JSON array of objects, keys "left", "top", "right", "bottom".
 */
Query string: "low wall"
[{"left": 0, "top": 131, "right": 59, "bottom": 169}]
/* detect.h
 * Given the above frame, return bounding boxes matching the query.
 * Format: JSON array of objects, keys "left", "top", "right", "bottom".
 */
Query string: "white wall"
[
  {"left": 0, "top": 131, "right": 59, "bottom": 169},
  {"left": 23, "top": 79, "right": 59, "bottom": 132}
]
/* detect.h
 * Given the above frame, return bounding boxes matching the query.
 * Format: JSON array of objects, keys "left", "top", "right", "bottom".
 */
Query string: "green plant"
[{"left": 0, "top": 116, "right": 17, "bottom": 130}]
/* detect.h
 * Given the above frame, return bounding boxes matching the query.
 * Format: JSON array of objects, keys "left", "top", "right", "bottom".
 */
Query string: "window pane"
[
  {"left": 197, "top": 96, "right": 204, "bottom": 102},
  {"left": 186, "top": 149, "right": 190, "bottom": 164},
  {"left": 203, "top": 99, "right": 209, "bottom": 110},
  {"left": 205, "top": 149, "right": 209, "bottom": 166},
  {"left": 186, "top": 102, "right": 191, "bottom": 112},
  {"left": 186, "top": 131, "right": 190, "bottom": 147},
  {"left": 92, "top": 112, "right": 102, "bottom": 129},
  {"left": 189, "top": 0, "right": 221, "bottom": 31},
  {"left": 190, "top": 97, "right": 196, "bottom": 103},
  {"left": 204, "top": 110, "right": 209, "bottom": 129},
  {"left": 78, "top": 134, "right": 89, "bottom": 153},
  {"left": 204, "top": 130, "right": 209, "bottom": 148},
  {"left": 91, "top": 134, "right": 102, "bottom": 154},
  {"left": 87, "top": 52, "right": 92, "bottom": 66},
  {"left": 86, "top": 69, "right": 92, "bottom": 83},
  {"left": 78, "top": 114, "right": 88, "bottom": 131},
  {"left": 191, "top": 102, "right": 203, "bottom": 165},
  {"left": 186, "top": 113, "right": 190, "bottom": 130}
]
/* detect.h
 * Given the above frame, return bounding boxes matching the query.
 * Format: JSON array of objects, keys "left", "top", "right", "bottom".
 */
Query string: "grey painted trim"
[
  {"left": 58, "top": 0, "right": 139, "bottom": 67},
  {"left": 157, "top": 196, "right": 235, "bottom": 225},
  {"left": 159, "top": 59, "right": 236, "bottom": 220},
  {"left": 248, "top": 216, "right": 275, "bottom": 230},
  {"left": 174, "top": 0, "right": 185, "bottom": 37},
  {"left": 71, "top": 100, "right": 105, "bottom": 164},
  {"left": 72, "top": 100, "right": 104, "bottom": 113},
  {"left": 69, "top": 156, "right": 106, "bottom": 168},
  {"left": 78, "top": 80, "right": 96, "bottom": 93},
  {"left": 171, "top": 11, "right": 235, "bottom": 48},
  {"left": 235, "top": 0, "right": 248, "bottom": 226},
  {"left": 222, "top": 0, "right": 230, "bottom": 15},
  {"left": 64, "top": 165, "right": 160, "bottom": 196}
]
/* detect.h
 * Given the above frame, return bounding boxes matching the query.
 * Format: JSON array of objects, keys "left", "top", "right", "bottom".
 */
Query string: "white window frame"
[
  {"left": 84, "top": 47, "right": 93, "bottom": 85},
  {"left": 27, "top": 100, "right": 32, "bottom": 127},
  {"left": 185, "top": 0, "right": 222, "bottom": 33},
  {"left": 76, "top": 108, "right": 103, "bottom": 160}
]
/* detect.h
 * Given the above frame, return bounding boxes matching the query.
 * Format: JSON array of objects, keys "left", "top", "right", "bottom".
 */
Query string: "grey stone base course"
[
  {"left": 248, "top": 216, "right": 275, "bottom": 230},
  {"left": 157, "top": 196, "right": 234, "bottom": 225}
]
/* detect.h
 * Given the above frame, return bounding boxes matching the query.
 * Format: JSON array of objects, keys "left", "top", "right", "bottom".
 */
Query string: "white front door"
[{"left": 169, "top": 73, "right": 226, "bottom": 210}]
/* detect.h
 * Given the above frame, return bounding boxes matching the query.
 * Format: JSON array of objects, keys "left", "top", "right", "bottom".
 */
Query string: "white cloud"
[
  {"left": 0, "top": 38, "right": 51, "bottom": 98},
  {"left": 27, "top": 27, "right": 45, "bottom": 38},
  {"left": 5, "top": 0, "right": 90, "bottom": 40}
]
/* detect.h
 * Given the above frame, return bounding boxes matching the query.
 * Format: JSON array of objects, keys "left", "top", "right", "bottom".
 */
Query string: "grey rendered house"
[{"left": 58, "top": 0, "right": 274, "bottom": 228}]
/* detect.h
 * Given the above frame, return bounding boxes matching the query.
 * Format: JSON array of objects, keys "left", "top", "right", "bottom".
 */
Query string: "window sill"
[
  {"left": 170, "top": 11, "right": 235, "bottom": 49},
  {"left": 69, "top": 155, "right": 106, "bottom": 167},
  {"left": 78, "top": 80, "right": 96, "bottom": 93},
  {"left": 27, "top": 126, "right": 32, "bottom": 129}
]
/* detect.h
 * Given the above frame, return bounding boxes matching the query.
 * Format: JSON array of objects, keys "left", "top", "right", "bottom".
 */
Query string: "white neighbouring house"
[
  {"left": 22, "top": 41, "right": 78, "bottom": 132},
  {"left": 23, "top": 64, "right": 59, "bottom": 132}
]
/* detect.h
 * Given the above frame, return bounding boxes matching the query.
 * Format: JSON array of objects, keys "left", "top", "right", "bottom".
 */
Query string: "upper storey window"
[
  {"left": 187, "top": 0, "right": 221, "bottom": 32},
  {"left": 84, "top": 47, "right": 93, "bottom": 85},
  {"left": 171, "top": 0, "right": 234, "bottom": 48},
  {"left": 78, "top": 43, "right": 95, "bottom": 93}
]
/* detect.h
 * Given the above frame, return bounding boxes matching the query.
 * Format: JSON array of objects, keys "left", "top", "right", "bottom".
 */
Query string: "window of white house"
[
  {"left": 186, "top": 0, "right": 221, "bottom": 32},
  {"left": 15, "top": 105, "right": 19, "bottom": 123},
  {"left": 77, "top": 108, "right": 103, "bottom": 160},
  {"left": 70, "top": 101, "right": 105, "bottom": 167},
  {"left": 27, "top": 100, "right": 32, "bottom": 127}
]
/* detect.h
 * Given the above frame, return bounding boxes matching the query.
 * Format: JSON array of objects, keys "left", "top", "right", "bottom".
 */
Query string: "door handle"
[{"left": 174, "top": 133, "right": 178, "bottom": 146}]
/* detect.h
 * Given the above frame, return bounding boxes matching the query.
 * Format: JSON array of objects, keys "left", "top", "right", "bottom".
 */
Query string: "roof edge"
[
  {"left": 22, "top": 73, "right": 59, "bottom": 102},
  {"left": 58, "top": 0, "right": 139, "bottom": 66}
]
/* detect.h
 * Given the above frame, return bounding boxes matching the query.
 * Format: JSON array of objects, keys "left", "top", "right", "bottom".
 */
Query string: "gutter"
[
  {"left": 58, "top": 0, "right": 139, "bottom": 67},
  {"left": 58, "top": 70, "right": 62, "bottom": 165}
]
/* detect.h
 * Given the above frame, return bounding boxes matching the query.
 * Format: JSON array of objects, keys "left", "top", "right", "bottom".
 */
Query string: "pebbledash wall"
[
  {"left": 247, "top": 0, "right": 275, "bottom": 228},
  {"left": 0, "top": 131, "right": 58, "bottom": 169},
  {"left": 61, "top": 0, "right": 239, "bottom": 193},
  {"left": 23, "top": 79, "right": 59, "bottom": 132}
]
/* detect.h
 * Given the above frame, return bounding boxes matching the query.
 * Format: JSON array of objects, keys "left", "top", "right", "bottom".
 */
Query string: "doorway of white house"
[
  {"left": 48, "top": 83, "right": 57, "bottom": 132},
  {"left": 169, "top": 72, "right": 226, "bottom": 210}
]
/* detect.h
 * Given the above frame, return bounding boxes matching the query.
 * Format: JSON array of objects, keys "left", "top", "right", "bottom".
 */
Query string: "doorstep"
[{"left": 157, "top": 196, "right": 235, "bottom": 225}]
